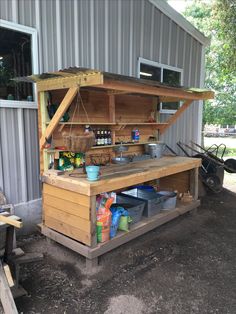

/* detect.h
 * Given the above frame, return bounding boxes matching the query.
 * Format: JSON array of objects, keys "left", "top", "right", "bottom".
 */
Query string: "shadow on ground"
[{"left": 15, "top": 188, "right": 236, "bottom": 314}]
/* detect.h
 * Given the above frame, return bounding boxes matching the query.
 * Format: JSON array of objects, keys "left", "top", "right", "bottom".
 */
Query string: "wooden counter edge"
[{"left": 41, "top": 157, "right": 201, "bottom": 196}]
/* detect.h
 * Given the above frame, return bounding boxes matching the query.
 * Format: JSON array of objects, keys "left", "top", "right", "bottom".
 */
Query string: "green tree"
[{"left": 183, "top": 0, "right": 236, "bottom": 126}]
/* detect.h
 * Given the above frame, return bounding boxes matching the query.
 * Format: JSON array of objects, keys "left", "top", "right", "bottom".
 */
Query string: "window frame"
[
  {"left": 137, "top": 57, "right": 183, "bottom": 114},
  {"left": 0, "top": 19, "right": 39, "bottom": 109}
]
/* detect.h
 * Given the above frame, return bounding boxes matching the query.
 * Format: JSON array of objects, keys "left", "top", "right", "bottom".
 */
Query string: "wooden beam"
[
  {"left": 0, "top": 216, "right": 22, "bottom": 229},
  {"left": 159, "top": 96, "right": 187, "bottom": 102},
  {"left": 40, "top": 87, "right": 78, "bottom": 150},
  {"left": 39, "top": 224, "right": 90, "bottom": 257},
  {"left": 37, "top": 72, "right": 103, "bottom": 92},
  {"left": 0, "top": 261, "right": 18, "bottom": 314},
  {"left": 190, "top": 167, "right": 199, "bottom": 200},
  {"left": 108, "top": 94, "right": 115, "bottom": 123},
  {"left": 3, "top": 264, "right": 14, "bottom": 288},
  {"left": 90, "top": 196, "right": 97, "bottom": 248},
  {"left": 96, "top": 80, "right": 214, "bottom": 100},
  {"left": 159, "top": 99, "right": 193, "bottom": 135}
]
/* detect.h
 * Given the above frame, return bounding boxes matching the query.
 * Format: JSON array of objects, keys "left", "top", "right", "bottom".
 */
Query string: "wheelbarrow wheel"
[
  {"left": 224, "top": 158, "right": 236, "bottom": 173},
  {"left": 204, "top": 174, "right": 223, "bottom": 193}
]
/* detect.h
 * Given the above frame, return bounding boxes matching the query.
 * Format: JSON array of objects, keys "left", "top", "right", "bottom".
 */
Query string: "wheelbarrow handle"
[{"left": 176, "top": 141, "right": 191, "bottom": 157}]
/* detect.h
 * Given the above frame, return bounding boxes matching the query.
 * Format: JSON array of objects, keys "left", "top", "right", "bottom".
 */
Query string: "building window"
[
  {"left": 138, "top": 58, "right": 183, "bottom": 113},
  {"left": 0, "top": 20, "right": 38, "bottom": 106}
]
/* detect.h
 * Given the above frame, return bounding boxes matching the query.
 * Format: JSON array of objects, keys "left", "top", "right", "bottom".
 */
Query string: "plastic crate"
[
  {"left": 115, "top": 194, "right": 145, "bottom": 224},
  {"left": 121, "top": 188, "right": 165, "bottom": 217}
]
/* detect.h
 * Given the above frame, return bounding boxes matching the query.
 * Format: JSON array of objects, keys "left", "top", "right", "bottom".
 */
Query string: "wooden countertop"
[{"left": 42, "top": 156, "right": 201, "bottom": 196}]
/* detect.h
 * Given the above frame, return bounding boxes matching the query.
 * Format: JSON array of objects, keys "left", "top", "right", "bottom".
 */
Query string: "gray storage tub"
[
  {"left": 158, "top": 191, "right": 177, "bottom": 210},
  {"left": 121, "top": 188, "right": 165, "bottom": 217},
  {"left": 115, "top": 194, "right": 146, "bottom": 224}
]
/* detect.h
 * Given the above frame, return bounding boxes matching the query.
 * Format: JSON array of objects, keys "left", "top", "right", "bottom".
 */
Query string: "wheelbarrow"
[
  {"left": 190, "top": 141, "right": 236, "bottom": 174},
  {"left": 177, "top": 141, "right": 223, "bottom": 193}
]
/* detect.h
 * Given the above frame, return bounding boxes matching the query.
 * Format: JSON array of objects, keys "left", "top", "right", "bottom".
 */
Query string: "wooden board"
[
  {"left": 43, "top": 184, "right": 90, "bottom": 207},
  {"left": 96, "top": 79, "right": 214, "bottom": 101},
  {"left": 159, "top": 171, "right": 190, "bottom": 194},
  {"left": 43, "top": 184, "right": 92, "bottom": 246},
  {"left": 0, "top": 261, "right": 18, "bottom": 314},
  {"left": 44, "top": 205, "right": 90, "bottom": 233},
  {"left": 44, "top": 216, "right": 91, "bottom": 246},
  {"left": 115, "top": 94, "right": 154, "bottom": 123},
  {"left": 37, "top": 71, "right": 103, "bottom": 92},
  {"left": 42, "top": 157, "right": 201, "bottom": 196},
  {"left": 159, "top": 99, "right": 193, "bottom": 135},
  {"left": 40, "top": 87, "right": 79, "bottom": 149}
]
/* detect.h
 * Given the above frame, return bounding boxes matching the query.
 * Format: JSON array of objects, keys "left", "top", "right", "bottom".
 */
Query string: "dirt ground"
[{"left": 9, "top": 181, "right": 235, "bottom": 314}]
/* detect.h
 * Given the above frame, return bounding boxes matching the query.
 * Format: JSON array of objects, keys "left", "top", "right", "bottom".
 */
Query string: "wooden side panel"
[
  {"left": 43, "top": 184, "right": 90, "bottom": 206},
  {"left": 43, "top": 195, "right": 90, "bottom": 220},
  {"left": 44, "top": 216, "right": 91, "bottom": 246},
  {"left": 44, "top": 205, "right": 90, "bottom": 232},
  {"left": 159, "top": 171, "right": 190, "bottom": 194},
  {"left": 43, "top": 184, "right": 92, "bottom": 246}
]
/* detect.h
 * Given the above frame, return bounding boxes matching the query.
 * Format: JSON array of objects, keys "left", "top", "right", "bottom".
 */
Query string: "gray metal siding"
[
  {"left": 0, "top": 108, "right": 40, "bottom": 203},
  {"left": 0, "top": 0, "right": 204, "bottom": 204}
]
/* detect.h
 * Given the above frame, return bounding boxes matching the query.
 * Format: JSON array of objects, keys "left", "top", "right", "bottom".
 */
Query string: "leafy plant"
[{"left": 183, "top": 0, "right": 236, "bottom": 126}]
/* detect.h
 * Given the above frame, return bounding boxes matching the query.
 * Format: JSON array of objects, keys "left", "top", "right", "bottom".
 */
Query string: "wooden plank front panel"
[
  {"left": 43, "top": 184, "right": 92, "bottom": 246},
  {"left": 44, "top": 216, "right": 91, "bottom": 246},
  {"left": 44, "top": 205, "right": 90, "bottom": 232},
  {"left": 43, "top": 184, "right": 90, "bottom": 207}
]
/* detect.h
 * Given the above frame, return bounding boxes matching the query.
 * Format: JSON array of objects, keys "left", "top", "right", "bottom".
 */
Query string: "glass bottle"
[
  {"left": 104, "top": 130, "right": 108, "bottom": 145},
  {"left": 97, "top": 129, "right": 101, "bottom": 146}
]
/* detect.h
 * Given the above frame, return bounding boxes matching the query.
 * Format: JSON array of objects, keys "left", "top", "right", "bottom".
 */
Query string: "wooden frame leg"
[
  {"left": 190, "top": 168, "right": 199, "bottom": 200},
  {"left": 4, "top": 226, "right": 14, "bottom": 262},
  {"left": 86, "top": 257, "right": 98, "bottom": 272}
]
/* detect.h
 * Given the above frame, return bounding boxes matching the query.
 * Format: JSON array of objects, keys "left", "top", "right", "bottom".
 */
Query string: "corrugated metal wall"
[
  {"left": 0, "top": 0, "right": 204, "bottom": 204},
  {"left": 0, "top": 108, "right": 40, "bottom": 203}
]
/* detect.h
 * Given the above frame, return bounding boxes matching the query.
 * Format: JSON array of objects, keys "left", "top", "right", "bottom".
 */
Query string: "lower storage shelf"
[{"left": 40, "top": 199, "right": 200, "bottom": 260}]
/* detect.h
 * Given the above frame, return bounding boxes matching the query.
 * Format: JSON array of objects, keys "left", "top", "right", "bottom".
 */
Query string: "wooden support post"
[
  {"left": 108, "top": 94, "right": 115, "bottom": 123},
  {"left": 40, "top": 86, "right": 79, "bottom": 150},
  {"left": 4, "top": 226, "right": 14, "bottom": 262},
  {"left": 86, "top": 257, "right": 98, "bottom": 272},
  {"left": 159, "top": 99, "right": 193, "bottom": 135},
  {"left": 90, "top": 196, "right": 97, "bottom": 248},
  {"left": 190, "top": 167, "right": 199, "bottom": 201}
]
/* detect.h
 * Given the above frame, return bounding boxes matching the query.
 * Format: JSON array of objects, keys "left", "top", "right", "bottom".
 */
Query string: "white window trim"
[
  {"left": 137, "top": 57, "right": 183, "bottom": 114},
  {"left": 0, "top": 19, "right": 39, "bottom": 109}
]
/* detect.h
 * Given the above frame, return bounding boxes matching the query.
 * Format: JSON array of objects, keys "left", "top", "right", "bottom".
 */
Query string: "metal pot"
[{"left": 145, "top": 142, "right": 165, "bottom": 158}]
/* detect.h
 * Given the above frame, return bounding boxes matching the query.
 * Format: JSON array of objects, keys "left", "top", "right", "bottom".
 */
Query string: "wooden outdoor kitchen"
[{"left": 31, "top": 68, "right": 214, "bottom": 269}]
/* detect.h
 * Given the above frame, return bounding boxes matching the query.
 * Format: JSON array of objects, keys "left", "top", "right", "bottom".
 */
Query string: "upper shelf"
[
  {"left": 21, "top": 67, "right": 214, "bottom": 101},
  {"left": 45, "top": 122, "right": 168, "bottom": 126},
  {"left": 45, "top": 141, "right": 161, "bottom": 153}
]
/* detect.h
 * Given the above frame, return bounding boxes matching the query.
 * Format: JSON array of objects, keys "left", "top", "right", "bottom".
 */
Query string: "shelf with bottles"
[{"left": 44, "top": 141, "right": 159, "bottom": 155}]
